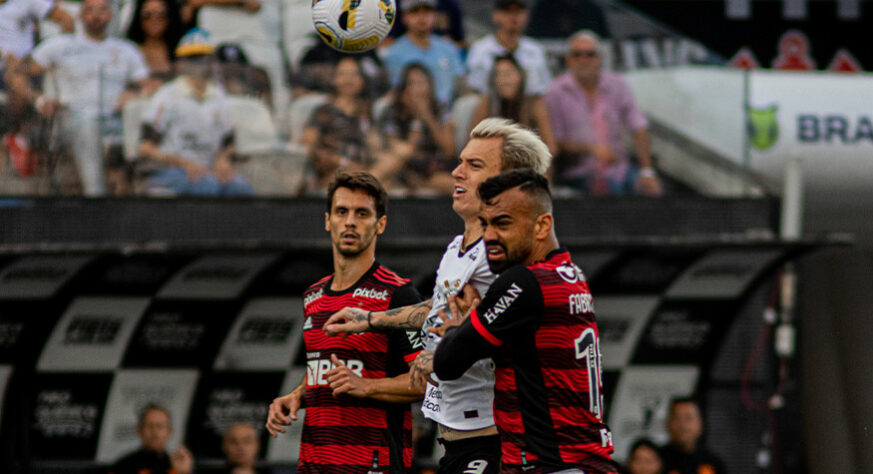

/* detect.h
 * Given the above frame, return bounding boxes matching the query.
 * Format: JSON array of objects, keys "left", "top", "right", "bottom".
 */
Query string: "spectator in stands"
[
  {"left": 470, "top": 54, "right": 556, "bottom": 155},
  {"left": 383, "top": 0, "right": 465, "bottom": 106},
  {"left": 138, "top": 29, "right": 253, "bottom": 196},
  {"left": 659, "top": 398, "right": 726, "bottom": 474},
  {"left": 466, "top": 0, "right": 551, "bottom": 97},
  {"left": 300, "top": 56, "right": 376, "bottom": 194},
  {"left": 626, "top": 438, "right": 664, "bottom": 474},
  {"left": 543, "top": 30, "right": 661, "bottom": 196},
  {"left": 378, "top": 63, "right": 454, "bottom": 195},
  {"left": 215, "top": 42, "right": 272, "bottom": 107},
  {"left": 291, "top": 36, "right": 388, "bottom": 99},
  {"left": 125, "top": 0, "right": 185, "bottom": 94},
  {"left": 1, "top": 0, "right": 74, "bottom": 179},
  {"left": 527, "top": 0, "right": 611, "bottom": 40},
  {"left": 110, "top": 403, "right": 194, "bottom": 474},
  {"left": 180, "top": 0, "right": 260, "bottom": 32},
  {"left": 5, "top": 0, "right": 149, "bottom": 196},
  {"left": 220, "top": 422, "right": 261, "bottom": 474},
  {"left": 386, "top": 0, "right": 466, "bottom": 49}
]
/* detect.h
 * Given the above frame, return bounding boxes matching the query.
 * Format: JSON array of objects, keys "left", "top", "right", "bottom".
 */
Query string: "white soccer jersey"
[{"left": 421, "top": 235, "right": 497, "bottom": 430}]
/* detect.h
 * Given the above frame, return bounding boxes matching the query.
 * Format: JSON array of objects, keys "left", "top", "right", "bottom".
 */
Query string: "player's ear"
[
  {"left": 324, "top": 212, "right": 330, "bottom": 232},
  {"left": 376, "top": 215, "right": 387, "bottom": 235},
  {"left": 534, "top": 213, "right": 553, "bottom": 240}
]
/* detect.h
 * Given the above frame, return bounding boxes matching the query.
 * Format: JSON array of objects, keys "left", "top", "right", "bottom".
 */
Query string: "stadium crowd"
[{"left": 0, "top": 0, "right": 662, "bottom": 197}]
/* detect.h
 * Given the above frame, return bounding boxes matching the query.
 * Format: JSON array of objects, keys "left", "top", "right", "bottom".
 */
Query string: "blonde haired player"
[{"left": 323, "top": 118, "right": 551, "bottom": 473}]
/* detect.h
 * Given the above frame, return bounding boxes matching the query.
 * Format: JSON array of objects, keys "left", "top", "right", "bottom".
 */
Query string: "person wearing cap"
[
  {"left": 5, "top": 0, "right": 149, "bottom": 195},
  {"left": 466, "top": 0, "right": 551, "bottom": 97},
  {"left": 138, "top": 28, "right": 253, "bottom": 196},
  {"left": 383, "top": 0, "right": 466, "bottom": 106}
]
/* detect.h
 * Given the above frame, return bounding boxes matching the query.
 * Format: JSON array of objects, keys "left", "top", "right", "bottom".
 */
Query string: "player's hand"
[
  {"left": 455, "top": 283, "right": 480, "bottom": 316},
  {"left": 428, "top": 295, "right": 478, "bottom": 339},
  {"left": 170, "top": 445, "right": 194, "bottom": 474},
  {"left": 327, "top": 354, "right": 371, "bottom": 398},
  {"left": 409, "top": 350, "right": 437, "bottom": 391},
  {"left": 323, "top": 307, "right": 370, "bottom": 337},
  {"left": 266, "top": 389, "right": 304, "bottom": 437}
]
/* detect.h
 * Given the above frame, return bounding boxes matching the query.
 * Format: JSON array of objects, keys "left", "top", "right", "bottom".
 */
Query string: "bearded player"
[
  {"left": 323, "top": 119, "right": 551, "bottom": 473},
  {"left": 424, "top": 169, "right": 619, "bottom": 474},
  {"left": 265, "top": 171, "right": 425, "bottom": 473}
]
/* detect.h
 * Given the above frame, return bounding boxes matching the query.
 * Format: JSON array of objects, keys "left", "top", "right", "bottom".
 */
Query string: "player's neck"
[
  {"left": 525, "top": 234, "right": 560, "bottom": 265},
  {"left": 461, "top": 216, "right": 484, "bottom": 250},
  {"left": 331, "top": 252, "right": 375, "bottom": 291}
]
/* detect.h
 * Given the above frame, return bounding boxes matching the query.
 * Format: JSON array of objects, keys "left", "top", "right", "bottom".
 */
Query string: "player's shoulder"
[
  {"left": 371, "top": 264, "right": 411, "bottom": 288},
  {"left": 442, "top": 234, "right": 465, "bottom": 254},
  {"left": 529, "top": 249, "right": 589, "bottom": 285},
  {"left": 305, "top": 274, "right": 333, "bottom": 293}
]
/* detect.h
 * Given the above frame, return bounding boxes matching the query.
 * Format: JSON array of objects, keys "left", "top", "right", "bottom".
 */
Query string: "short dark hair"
[
  {"left": 138, "top": 403, "right": 171, "bottom": 429},
  {"left": 478, "top": 168, "right": 552, "bottom": 214},
  {"left": 628, "top": 437, "right": 661, "bottom": 458},
  {"left": 327, "top": 171, "right": 388, "bottom": 218},
  {"left": 668, "top": 396, "right": 701, "bottom": 415}
]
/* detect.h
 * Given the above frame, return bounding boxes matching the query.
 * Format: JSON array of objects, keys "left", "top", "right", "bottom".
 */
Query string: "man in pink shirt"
[{"left": 544, "top": 30, "right": 661, "bottom": 196}]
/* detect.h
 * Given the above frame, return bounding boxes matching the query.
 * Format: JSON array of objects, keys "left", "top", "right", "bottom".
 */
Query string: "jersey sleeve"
[
  {"left": 140, "top": 85, "right": 172, "bottom": 134},
  {"left": 30, "top": 36, "right": 62, "bottom": 68},
  {"left": 31, "top": 0, "right": 56, "bottom": 20},
  {"left": 388, "top": 282, "right": 424, "bottom": 363},
  {"left": 125, "top": 43, "right": 150, "bottom": 82},
  {"left": 433, "top": 265, "right": 543, "bottom": 380}
]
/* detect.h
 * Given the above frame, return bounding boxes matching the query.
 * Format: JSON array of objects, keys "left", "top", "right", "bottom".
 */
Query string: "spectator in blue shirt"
[{"left": 383, "top": 0, "right": 465, "bottom": 106}]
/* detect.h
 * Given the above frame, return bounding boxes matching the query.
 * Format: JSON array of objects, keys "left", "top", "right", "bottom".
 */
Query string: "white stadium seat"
[
  {"left": 122, "top": 97, "right": 151, "bottom": 162},
  {"left": 226, "top": 95, "right": 281, "bottom": 154},
  {"left": 284, "top": 93, "right": 328, "bottom": 144},
  {"left": 198, "top": 5, "right": 269, "bottom": 43},
  {"left": 450, "top": 94, "right": 482, "bottom": 154}
]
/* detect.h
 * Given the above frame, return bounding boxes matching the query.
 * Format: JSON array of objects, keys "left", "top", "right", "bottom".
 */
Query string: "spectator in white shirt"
[
  {"left": 1, "top": 0, "right": 73, "bottom": 180},
  {"left": 466, "top": 0, "right": 551, "bottom": 96},
  {"left": 5, "top": 0, "right": 149, "bottom": 195}
]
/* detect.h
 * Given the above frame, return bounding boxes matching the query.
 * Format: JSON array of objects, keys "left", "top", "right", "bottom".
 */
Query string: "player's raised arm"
[{"left": 323, "top": 298, "right": 434, "bottom": 336}]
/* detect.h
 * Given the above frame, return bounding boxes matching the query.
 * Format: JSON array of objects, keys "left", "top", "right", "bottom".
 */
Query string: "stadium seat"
[
  {"left": 450, "top": 94, "right": 481, "bottom": 154},
  {"left": 234, "top": 40, "right": 290, "bottom": 116},
  {"left": 226, "top": 95, "right": 281, "bottom": 154},
  {"left": 198, "top": 5, "right": 270, "bottom": 43},
  {"left": 122, "top": 97, "right": 151, "bottom": 162},
  {"left": 38, "top": 1, "right": 82, "bottom": 40},
  {"left": 282, "top": 0, "right": 318, "bottom": 72},
  {"left": 285, "top": 93, "right": 328, "bottom": 144},
  {"left": 371, "top": 94, "right": 391, "bottom": 122}
]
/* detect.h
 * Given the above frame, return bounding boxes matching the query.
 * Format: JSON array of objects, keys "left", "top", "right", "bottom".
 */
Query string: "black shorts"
[{"left": 438, "top": 434, "right": 501, "bottom": 474}]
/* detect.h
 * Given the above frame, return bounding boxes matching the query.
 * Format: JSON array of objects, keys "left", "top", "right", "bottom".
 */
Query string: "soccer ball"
[{"left": 311, "top": 0, "right": 396, "bottom": 53}]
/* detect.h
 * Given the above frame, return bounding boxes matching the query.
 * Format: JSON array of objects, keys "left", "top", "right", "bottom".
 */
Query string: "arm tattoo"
[
  {"left": 373, "top": 299, "right": 433, "bottom": 331},
  {"left": 350, "top": 308, "right": 368, "bottom": 323}
]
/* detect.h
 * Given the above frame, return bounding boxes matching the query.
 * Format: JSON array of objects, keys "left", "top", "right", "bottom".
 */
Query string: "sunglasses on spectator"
[
  {"left": 142, "top": 10, "right": 167, "bottom": 19},
  {"left": 569, "top": 50, "right": 599, "bottom": 58}
]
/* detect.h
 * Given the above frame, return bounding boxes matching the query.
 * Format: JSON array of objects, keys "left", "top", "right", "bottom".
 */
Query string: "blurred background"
[{"left": 1, "top": 0, "right": 872, "bottom": 472}]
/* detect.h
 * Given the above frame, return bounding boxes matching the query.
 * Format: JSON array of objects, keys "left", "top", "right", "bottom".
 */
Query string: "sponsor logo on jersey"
[
  {"left": 569, "top": 293, "right": 594, "bottom": 315},
  {"left": 556, "top": 263, "right": 585, "bottom": 284},
  {"left": 405, "top": 330, "right": 423, "bottom": 349},
  {"left": 304, "top": 289, "right": 323, "bottom": 307},
  {"left": 306, "top": 357, "right": 364, "bottom": 386},
  {"left": 482, "top": 283, "right": 522, "bottom": 323},
  {"left": 467, "top": 245, "right": 481, "bottom": 261},
  {"left": 302, "top": 317, "right": 313, "bottom": 330},
  {"left": 352, "top": 287, "right": 389, "bottom": 301}
]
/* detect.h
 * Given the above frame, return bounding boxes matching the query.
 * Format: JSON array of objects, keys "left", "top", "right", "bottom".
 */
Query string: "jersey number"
[{"left": 575, "top": 328, "right": 604, "bottom": 419}]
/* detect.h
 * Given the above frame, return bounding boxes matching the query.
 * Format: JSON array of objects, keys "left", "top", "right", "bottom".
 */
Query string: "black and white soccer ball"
[{"left": 311, "top": 0, "right": 396, "bottom": 53}]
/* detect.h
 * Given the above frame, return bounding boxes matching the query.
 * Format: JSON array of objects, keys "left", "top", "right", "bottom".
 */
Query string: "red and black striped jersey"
[
  {"left": 299, "top": 262, "right": 423, "bottom": 474},
  {"left": 434, "top": 250, "right": 619, "bottom": 474}
]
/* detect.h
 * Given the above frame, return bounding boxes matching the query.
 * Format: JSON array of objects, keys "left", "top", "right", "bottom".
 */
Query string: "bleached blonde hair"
[{"left": 469, "top": 118, "right": 552, "bottom": 175}]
